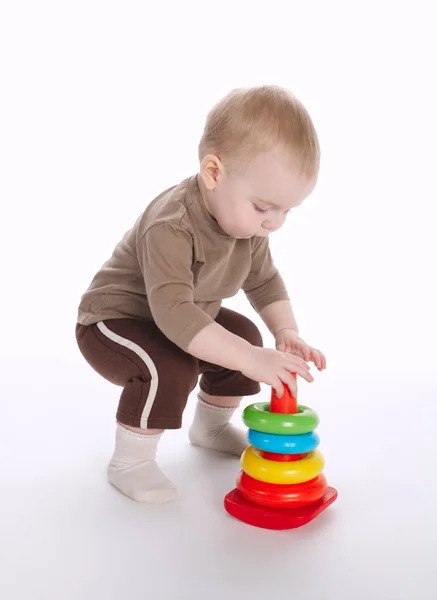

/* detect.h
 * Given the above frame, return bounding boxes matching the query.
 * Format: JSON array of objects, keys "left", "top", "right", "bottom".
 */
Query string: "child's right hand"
[{"left": 240, "top": 346, "right": 314, "bottom": 398}]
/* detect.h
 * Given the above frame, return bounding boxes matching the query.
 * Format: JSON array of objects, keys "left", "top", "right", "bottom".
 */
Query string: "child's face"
[{"left": 202, "top": 150, "right": 316, "bottom": 239}]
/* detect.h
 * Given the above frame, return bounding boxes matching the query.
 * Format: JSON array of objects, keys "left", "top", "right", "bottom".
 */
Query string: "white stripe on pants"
[{"left": 97, "top": 321, "right": 159, "bottom": 429}]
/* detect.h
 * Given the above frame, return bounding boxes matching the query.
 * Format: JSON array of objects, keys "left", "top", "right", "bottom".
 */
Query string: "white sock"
[
  {"left": 188, "top": 396, "right": 247, "bottom": 456},
  {"left": 107, "top": 423, "right": 177, "bottom": 503}
]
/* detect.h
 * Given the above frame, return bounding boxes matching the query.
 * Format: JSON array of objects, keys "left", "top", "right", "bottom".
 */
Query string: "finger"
[
  {"left": 300, "top": 344, "right": 311, "bottom": 361},
  {"left": 280, "top": 370, "right": 298, "bottom": 396},
  {"left": 312, "top": 348, "right": 327, "bottom": 370},
  {"left": 319, "top": 351, "right": 327, "bottom": 369},
  {"left": 282, "top": 353, "right": 310, "bottom": 371},
  {"left": 274, "top": 378, "right": 284, "bottom": 398},
  {"left": 288, "top": 361, "right": 314, "bottom": 383},
  {"left": 276, "top": 342, "right": 286, "bottom": 351},
  {"left": 310, "top": 348, "right": 322, "bottom": 369}
]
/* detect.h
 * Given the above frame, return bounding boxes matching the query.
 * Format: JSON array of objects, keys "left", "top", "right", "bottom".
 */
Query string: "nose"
[
  {"left": 262, "top": 211, "right": 288, "bottom": 232},
  {"left": 261, "top": 219, "right": 275, "bottom": 232}
]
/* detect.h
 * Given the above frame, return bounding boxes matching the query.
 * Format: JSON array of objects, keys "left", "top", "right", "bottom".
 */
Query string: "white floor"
[{"left": 1, "top": 358, "right": 436, "bottom": 600}]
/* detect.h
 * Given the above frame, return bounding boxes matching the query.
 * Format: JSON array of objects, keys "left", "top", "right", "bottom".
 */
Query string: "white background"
[{"left": 1, "top": 2, "right": 436, "bottom": 599}]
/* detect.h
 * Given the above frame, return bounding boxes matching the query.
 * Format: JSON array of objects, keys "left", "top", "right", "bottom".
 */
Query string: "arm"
[
  {"left": 187, "top": 320, "right": 314, "bottom": 398},
  {"left": 259, "top": 299, "right": 299, "bottom": 335},
  {"left": 241, "top": 237, "right": 325, "bottom": 368},
  {"left": 186, "top": 322, "right": 251, "bottom": 370},
  {"left": 261, "top": 302, "right": 327, "bottom": 371},
  {"left": 242, "top": 236, "right": 290, "bottom": 317},
  {"left": 139, "top": 224, "right": 250, "bottom": 367},
  {"left": 191, "top": 236, "right": 293, "bottom": 368},
  {"left": 138, "top": 224, "right": 215, "bottom": 350},
  {"left": 139, "top": 224, "right": 314, "bottom": 393}
]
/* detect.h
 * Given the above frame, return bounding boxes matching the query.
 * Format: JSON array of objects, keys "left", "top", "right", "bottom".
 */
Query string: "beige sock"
[
  {"left": 188, "top": 396, "right": 247, "bottom": 456},
  {"left": 107, "top": 423, "right": 177, "bottom": 503}
]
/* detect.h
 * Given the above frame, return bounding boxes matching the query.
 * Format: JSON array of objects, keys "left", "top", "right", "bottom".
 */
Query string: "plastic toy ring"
[
  {"left": 242, "top": 403, "right": 319, "bottom": 435},
  {"left": 241, "top": 445, "right": 324, "bottom": 484},
  {"left": 237, "top": 471, "right": 328, "bottom": 508},
  {"left": 247, "top": 429, "right": 320, "bottom": 455}
]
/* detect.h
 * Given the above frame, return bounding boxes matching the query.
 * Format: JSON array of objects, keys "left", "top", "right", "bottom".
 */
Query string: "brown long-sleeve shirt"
[{"left": 77, "top": 175, "right": 289, "bottom": 351}]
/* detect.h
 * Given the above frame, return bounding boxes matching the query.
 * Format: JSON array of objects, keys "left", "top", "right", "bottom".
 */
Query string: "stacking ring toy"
[
  {"left": 237, "top": 471, "right": 328, "bottom": 508},
  {"left": 241, "top": 446, "right": 324, "bottom": 484},
  {"left": 225, "top": 379, "right": 338, "bottom": 530},
  {"left": 247, "top": 429, "right": 320, "bottom": 455},
  {"left": 242, "top": 402, "right": 319, "bottom": 435}
]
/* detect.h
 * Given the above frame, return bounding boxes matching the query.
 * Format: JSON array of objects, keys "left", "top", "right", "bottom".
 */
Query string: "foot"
[
  {"left": 107, "top": 457, "right": 177, "bottom": 503},
  {"left": 107, "top": 423, "right": 177, "bottom": 503},
  {"left": 189, "top": 422, "right": 247, "bottom": 456}
]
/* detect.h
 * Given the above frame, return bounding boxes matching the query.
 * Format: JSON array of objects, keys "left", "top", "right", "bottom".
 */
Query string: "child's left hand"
[{"left": 275, "top": 328, "right": 326, "bottom": 371}]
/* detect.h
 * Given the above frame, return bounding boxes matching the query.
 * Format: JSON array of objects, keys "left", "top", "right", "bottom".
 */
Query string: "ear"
[{"left": 199, "top": 154, "right": 224, "bottom": 191}]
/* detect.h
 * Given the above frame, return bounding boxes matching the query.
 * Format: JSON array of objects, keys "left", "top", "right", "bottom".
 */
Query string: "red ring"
[{"left": 236, "top": 471, "right": 328, "bottom": 508}]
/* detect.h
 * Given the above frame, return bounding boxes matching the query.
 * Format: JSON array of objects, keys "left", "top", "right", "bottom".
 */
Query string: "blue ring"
[{"left": 247, "top": 429, "right": 320, "bottom": 455}]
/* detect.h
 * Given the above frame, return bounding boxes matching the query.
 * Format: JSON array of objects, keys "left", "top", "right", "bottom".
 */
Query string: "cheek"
[
  {"left": 226, "top": 208, "right": 248, "bottom": 233},
  {"left": 225, "top": 205, "right": 254, "bottom": 236},
  {"left": 222, "top": 190, "right": 246, "bottom": 221},
  {"left": 235, "top": 202, "right": 256, "bottom": 224}
]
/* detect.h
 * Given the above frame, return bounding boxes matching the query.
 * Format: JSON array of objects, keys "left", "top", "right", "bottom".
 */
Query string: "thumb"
[{"left": 276, "top": 342, "right": 285, "bottom": 351}]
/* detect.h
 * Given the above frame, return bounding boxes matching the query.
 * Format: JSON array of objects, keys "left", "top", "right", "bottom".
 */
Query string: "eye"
[{"left": 254, "top": 205, "right": 269, "bottom": 213}]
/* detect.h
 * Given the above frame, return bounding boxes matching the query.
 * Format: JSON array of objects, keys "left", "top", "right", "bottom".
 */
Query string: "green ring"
[{"left": 242, "top": 402, "right": 319, "bottom": 435}]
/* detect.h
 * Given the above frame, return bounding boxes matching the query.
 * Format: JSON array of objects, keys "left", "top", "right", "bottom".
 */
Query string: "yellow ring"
[{"left": 241, "top": 446, "right": 325, "bottom": 485}]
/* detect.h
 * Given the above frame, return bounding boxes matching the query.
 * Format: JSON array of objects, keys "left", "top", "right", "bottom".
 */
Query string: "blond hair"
[{"left": 198, "top": 85, "right": 320, "bottom": 179}]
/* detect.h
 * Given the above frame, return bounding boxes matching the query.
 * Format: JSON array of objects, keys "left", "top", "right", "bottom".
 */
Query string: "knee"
[
  {"left": 160, "top": 350, "right": 199, "bottom": 395},
  {"left": 233, "top": 314, "right": 263, "bottom": 348}
]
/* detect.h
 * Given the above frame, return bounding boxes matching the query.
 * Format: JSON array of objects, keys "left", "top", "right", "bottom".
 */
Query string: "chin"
[{"left": 226, "top": 228, "right": 252, "bottom": 239}]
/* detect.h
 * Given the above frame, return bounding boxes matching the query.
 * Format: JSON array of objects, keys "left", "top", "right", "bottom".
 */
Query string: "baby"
[{"left": 75, "top": 85, "right": 326, "bottom": 504}]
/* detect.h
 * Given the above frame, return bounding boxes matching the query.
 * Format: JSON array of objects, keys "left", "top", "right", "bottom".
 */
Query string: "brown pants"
[{"left": 75, "top": 308, "right": 262, "bottom": 429}]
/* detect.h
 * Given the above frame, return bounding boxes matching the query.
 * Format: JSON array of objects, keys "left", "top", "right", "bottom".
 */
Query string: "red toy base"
[{"left": 224, "top": 486, "right": 338, "bottom": 530}]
